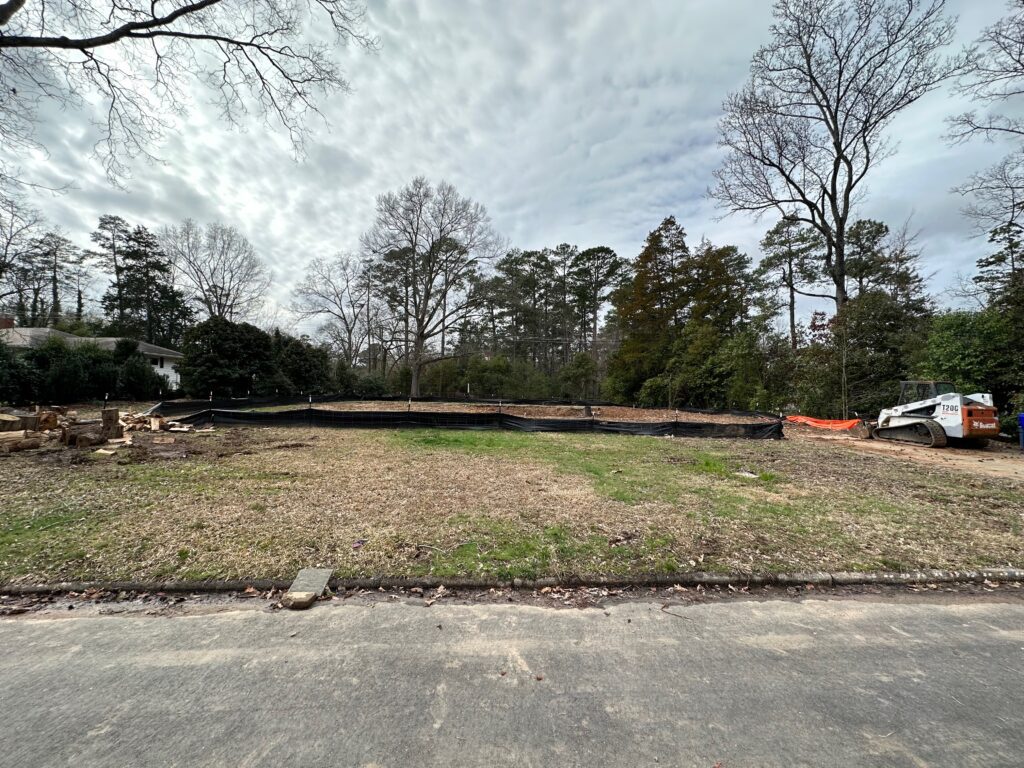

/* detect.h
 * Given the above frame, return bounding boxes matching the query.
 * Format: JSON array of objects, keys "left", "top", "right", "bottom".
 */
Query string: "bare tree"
[
  {"left": 0, "top": 191, "right": 42, "bottom": 305},
  {"left": 954, "top": 150, "right": 1024, "bottom": 232},
  {"left": 949, "top": 3, "right": 1024, "bottom": 230},
  {"left": 161, "top": 219, "right": 270, "bottom": 321},
  {"left": 711, "top": 0, "right": 966, "bottom": 308},
  {"left": 948, "top": 1, "right": 1024, "bottom": 144},
  {"left": 361, "top": 177, "right": 498, "bottom": 396},
  {"left": 0, "top": 1, "right": 377, "bottom": 185},
  {"left": 292, "top": 253, "right": 377, "bottom": 366}
]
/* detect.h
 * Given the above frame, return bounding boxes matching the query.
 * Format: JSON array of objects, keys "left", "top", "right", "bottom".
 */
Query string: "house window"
[
  {"left": 151, "top": 357, "right": 159, "bottom": 366},
  {"left": 159, "top": 357, "right": 164, "bottom": 369}
]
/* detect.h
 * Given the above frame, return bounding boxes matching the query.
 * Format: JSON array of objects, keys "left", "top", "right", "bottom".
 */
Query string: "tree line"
[{"left": 1, "top": 174, "right": 1021, "bottom": 434}]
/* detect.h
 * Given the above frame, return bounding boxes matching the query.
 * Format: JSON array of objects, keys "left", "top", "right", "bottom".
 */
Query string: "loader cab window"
[
  {"left": 898, "top": 381, "right": 958, "bottom": 405},
  {"left": 899, "top": 382, "right": 935, "bottom": 404},
  {"left": 899, "top": 383, "right": 926, "bottom": 404}
]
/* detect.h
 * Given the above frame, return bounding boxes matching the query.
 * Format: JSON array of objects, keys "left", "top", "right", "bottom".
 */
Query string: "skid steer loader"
[{"left": 873, "top": 381, "right": 1000, "bottom": 448}]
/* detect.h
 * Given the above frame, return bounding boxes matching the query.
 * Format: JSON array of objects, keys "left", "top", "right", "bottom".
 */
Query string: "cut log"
[
  {"left": 74, "top": 432, "right": 105, "bottom": 448},
  {"left": 150, "top": 416, "right": 165, "bottom": 432},
  {"left": 37, "top": 411, "right": 59, "bottom": 430},
  {"left": 18, "top": 414, "right": 40, "bottom": 431},
  {"left": 9, "top": 438, "right": 41, "bottom": 452},
  {"left": 60, "top": 421, "right": 103, "bottom": 446},
  {"left": 0, "top": 430, "right": 29, "bottom": 443},
  {"left": 0, "top": 414, "right": 20, "bottom": 432},
  {"left": 101, "top": 408, "right": 123, "bottom": 439}
]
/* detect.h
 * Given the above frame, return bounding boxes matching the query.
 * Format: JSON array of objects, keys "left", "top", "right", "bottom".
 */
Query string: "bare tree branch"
[
  {"left": 0, "top": 190, "right": 43, "bottom": 304},
  {"left": 948, "top": 1, "right": 1024, "bottom": 143},
  {"left": 291, "top": 253, "right": 384, "bottom": 366},
  {"left": 0, "top": 0, "right": 378, "bottom": 185},
  {"left": 711, "top": 0, "right": 966, "bottom": 308},
  {"left": 160, "top": 218, "right": 270, "bottom": 321},
  {"left": 948, "top": 3, "right": 1024, "bottom": 231},
  {"left": 361, "top": 177, "right": 498, "bottom": 396}
]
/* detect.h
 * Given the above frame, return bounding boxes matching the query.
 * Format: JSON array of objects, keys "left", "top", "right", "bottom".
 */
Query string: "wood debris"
[
  {"left": 0, "top": 404, "right": 208, "bottom": 455},
  {"left": 120, "top": 412, "right": 194, "bottom": 434}
]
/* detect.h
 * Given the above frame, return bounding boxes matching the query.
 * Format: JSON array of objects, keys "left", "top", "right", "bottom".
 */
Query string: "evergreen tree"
[
  {"left": 977, "top": 222, "right": 1024, "bottom": 315},
  {"left": 845, "top": 219, "right": 890, "bottom": 297},
  {"left": 570, "top": 246, "right": 624, "bottom": 352},
  {"left": 756, "top": 218, "right": 828, "bottom": 350},
  {"left": 88, "top": 215, "right": 131, "bottom": 324},
  {"left": 271, "top": 330, "right": 333, "bottom": 394},
  {"left": 101, "top": 226, "right": 193, "bottom": 347},
  {"left": 32, "top": 231, "right": 82, "bottom": 326},
  {"left": 605, "top": 216, "right": 689, "bottom": 401},
  {"left": 178, "top": 317, "right": 276, "bottom": 397}
]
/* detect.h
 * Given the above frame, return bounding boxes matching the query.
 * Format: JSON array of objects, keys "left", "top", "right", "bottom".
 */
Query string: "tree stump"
[{"left": 101, "top": 408, "right": 123, "bottom": 439}]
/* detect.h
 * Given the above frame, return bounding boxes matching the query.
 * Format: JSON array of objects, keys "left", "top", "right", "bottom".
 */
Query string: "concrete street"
[{"left": 1, "top": 595, "right": 1022, "bottom": 767}]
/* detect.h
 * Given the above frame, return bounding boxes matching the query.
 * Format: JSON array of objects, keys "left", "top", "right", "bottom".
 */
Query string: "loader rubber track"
[{"left": 872, "top": 419, "right": 948, "bottom": 448}]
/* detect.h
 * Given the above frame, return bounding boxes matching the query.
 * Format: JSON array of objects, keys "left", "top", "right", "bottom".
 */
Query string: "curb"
[{"left": 2, "top": 568, "right": 1022, "bottom": 597}]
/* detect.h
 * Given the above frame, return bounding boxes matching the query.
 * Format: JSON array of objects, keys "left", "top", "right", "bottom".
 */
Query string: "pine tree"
[
  {"left": 88, "top": 215, "right": 131, "bottom": 324},
  {"left": 31, "top": 232, "right": 81, "bottom": 326},
  {"left": 605, "top": 217, "right": 689, "bottom": 401},
  {"left": 756, "top": 218, "right": 828, "bottom": 350},
  {"left": 977, "top": 222, "right": 1023, "bottom": 303},
  {"left": 102, "top": 226, "right": 193, "bottom": 347},
  {"left": 570, "top": 246, "right": 624, "bottom": 352}
]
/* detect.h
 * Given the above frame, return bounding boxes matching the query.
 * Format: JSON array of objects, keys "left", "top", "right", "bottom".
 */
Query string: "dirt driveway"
[{"left": 789, "top": 427, "right": 1024, "bottom": 482}]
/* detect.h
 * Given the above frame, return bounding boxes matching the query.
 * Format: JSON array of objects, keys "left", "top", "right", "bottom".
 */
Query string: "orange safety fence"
[{"left": 785, "top": 415, "right": 864, "bottom": 431}]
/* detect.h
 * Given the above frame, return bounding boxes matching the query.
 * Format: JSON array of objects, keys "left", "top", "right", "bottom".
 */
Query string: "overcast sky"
[{"left": 21, "top": 0, "right": 1019, "bottom": 331}]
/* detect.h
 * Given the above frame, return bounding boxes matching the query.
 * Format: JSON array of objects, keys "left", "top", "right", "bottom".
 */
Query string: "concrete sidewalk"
[{"left": 1, "top": 596, "right": 1022, "bottom": 767}]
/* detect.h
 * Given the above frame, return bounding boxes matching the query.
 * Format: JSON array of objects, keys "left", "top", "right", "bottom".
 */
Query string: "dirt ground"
[
  {"left": 309, "top": 400, "right": 778, "bottom": 424},
  {"left": 3, "top": 579, "right": 1023, "bottom": 619},
  {"left": 786, "top": 424, "right": 1024, "bottom": 482}
]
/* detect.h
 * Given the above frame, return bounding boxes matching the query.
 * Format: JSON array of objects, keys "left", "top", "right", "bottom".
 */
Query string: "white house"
[{"left": 0, "top": 325, "right": 184, "bottom": 389}]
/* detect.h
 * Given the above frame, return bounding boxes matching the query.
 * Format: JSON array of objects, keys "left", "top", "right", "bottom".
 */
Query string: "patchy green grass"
[
  {"left": 0, "top": 502, "right": 116, "bottom": 581},
  {"left": 0, "top": 426, "right": 1021, "bottom": 583},
  {"left": 411, "top": 518, "right": 681, "bottom": 580},
  {"left": 392, "top": 429, "right": 777, "bottom": 504}
]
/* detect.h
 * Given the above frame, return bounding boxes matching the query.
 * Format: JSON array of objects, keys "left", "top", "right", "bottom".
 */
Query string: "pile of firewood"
[
  {"left": 0, "top": 407, "right": 199, "bottom": 453},
  {"left": 0, "top": 411, "right": 45, "bottom": 452},
  {"left": 0, "top": 406, "right": 121, "bottom": 452},
  {"left": 120, "top": 412, "right": 195, "bottom": 434}
]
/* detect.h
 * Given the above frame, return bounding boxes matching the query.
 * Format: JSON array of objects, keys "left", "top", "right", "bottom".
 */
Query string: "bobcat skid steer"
[{"left": 873, "top": 381, "right": 1000, "bottom": 448}]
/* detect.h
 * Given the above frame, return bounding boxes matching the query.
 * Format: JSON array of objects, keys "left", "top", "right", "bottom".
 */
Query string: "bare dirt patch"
[
  {"left": 4, "top": 579, "right": 1024, "bottom": 621},
  {"left": 786, "top": 425, "right": 1024, "bottom": 482}
]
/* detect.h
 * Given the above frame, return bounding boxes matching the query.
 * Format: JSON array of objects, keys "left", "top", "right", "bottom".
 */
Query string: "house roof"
[{"left": 0, "top": 327, "right": 183, "bottom": 359}]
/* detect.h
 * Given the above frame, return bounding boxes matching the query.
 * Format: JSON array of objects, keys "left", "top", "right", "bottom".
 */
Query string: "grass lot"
[{"left": 1, "top": 427, "right": 1022, "bottom": 583}]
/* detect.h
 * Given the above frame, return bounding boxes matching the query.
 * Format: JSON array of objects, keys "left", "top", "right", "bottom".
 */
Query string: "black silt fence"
[
  {"left": 148, "top": 395, "right": 778, "bottom": 421},
  {"left": 177, "top": 407, "right": 785, "bottom": 440}
]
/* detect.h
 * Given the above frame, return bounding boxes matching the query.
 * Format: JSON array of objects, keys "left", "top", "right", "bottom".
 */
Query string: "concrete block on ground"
[{"left": 282, "top": 568, "right": 333, "bottom": 610}]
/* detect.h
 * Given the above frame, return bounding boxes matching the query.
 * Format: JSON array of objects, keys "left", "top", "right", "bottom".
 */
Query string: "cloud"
[{"left": 17, "top": 0, "right": 1019, "bottom": 330}]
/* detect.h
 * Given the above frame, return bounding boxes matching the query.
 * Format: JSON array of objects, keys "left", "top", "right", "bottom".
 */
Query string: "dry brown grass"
[{"left": 1, "top": 426, "right": 1021, "bottom": 584}]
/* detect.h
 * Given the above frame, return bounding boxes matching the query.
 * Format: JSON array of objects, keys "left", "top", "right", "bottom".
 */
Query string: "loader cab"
[{"left": 897, "top": 380, "right": 957, "bottom": 405}]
